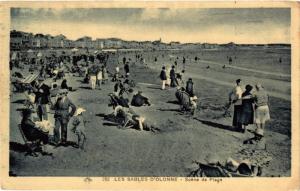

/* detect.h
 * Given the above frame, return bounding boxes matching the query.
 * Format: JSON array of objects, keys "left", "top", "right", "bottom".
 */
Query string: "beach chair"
[
  {"left": 12, "top": 73, "right": 39, "bottom": 93},
  {"left": 18, "top": 124, "right": 40, "bottom": 157}
]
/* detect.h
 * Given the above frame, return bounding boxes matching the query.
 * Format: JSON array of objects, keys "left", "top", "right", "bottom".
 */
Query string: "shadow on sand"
[
  {"left": 79, "top": 86, "right": 92, "bottom": 90},
  {"left": 193, "top": 118, "right": 239, "bottom": 132},
  {"left": 147, "top": 86, "right": 163, "bottom": 90},
  {"left": 9, "top": 142, "right": 28, "bottom": 153},
  {"left": 157, "top": 108, "right": 181, "bottom": 112},
  {"left": 11, "top": 99, "right": 26, "bottom": 104},
  {"left": 167, "top": 100, "right": 179, "bottom": 105}
]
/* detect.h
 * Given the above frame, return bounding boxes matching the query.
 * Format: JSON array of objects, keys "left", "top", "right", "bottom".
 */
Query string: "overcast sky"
[{"left": 11, "top": 8, "right": 290, "bottom": 44}]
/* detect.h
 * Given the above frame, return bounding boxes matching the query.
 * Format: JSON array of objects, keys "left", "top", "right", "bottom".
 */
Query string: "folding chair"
[{"left": 18, "top": 124, "right": 40, "bottom": 157}]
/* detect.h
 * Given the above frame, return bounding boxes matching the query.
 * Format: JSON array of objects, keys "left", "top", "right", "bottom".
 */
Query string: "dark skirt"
[
  {"left": 240, "top": 110, "right": 254, "bottom": 125},
  {"left": 232, "top": 105, "right": 242, "bottom": 127}
]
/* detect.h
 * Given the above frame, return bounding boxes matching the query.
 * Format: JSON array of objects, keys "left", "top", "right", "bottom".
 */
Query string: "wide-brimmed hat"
[
  {"left": 74, "top": 107, "right": 86, "bottom": 116},
  {"left": 21, "top": 108, "right": 33, "bottom": 118}
]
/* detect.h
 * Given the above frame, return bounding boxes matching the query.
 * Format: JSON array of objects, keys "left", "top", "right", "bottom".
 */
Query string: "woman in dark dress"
[
  {"left": 240, "top": 84, "right": 254, "bottom": 133},
  {"left": 61, "top": 79, "right": 69, "bottom": 90},
  {"left": 20, "top": 109, "right": 49, "bottom": 144}
]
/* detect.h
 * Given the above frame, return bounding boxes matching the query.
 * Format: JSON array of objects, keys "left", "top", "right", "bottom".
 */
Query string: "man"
[
  {"left": 124, "top": 61, "right": 130, "bottom": 76},
  {"left": 186, "top": 78, "right": 194, "bottom": 97},
  {"left": 159, "top": 66, "right": 167, "bottom": 90},
  {"left": 229, "top": 79, "right": 243, "bottom": 130},
  {"left": 33, "top": 77, "right": 51, "bottom": 121},
  {"left": 88, "top": 65, "right": 97, "bottom": 90},
  {"left": 170, "top": 65, "right": 177, "bottom": 87},
  {"left": 131, "top": 91, "right": 151, "bottom": 107},
  {"left": 52, "top": 89, "right": 76, "bottom": 146},
  {"left": 176, "top": 70, "right": 185, "bottom": 85}
]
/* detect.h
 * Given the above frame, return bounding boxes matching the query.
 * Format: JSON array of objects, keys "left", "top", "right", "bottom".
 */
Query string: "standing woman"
[
  {"left": 102, "top": 65, "right": 108, "bottom": 84},
  {"left": 240, "top": 84, "right": 254, "bottom": 133},
  {"left": 253, "top": 83, "right": 270, "bottom": 137},
  {"left": 96, "top": 66, "right": 103, "bottom": 90}
]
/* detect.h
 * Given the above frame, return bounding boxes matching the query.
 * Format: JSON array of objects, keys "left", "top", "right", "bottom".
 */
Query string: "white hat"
[{"left": 74, "top": 107, "right": 86, "bottom": 116}]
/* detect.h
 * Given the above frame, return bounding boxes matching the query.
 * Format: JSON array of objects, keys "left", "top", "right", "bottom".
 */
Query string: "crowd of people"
[
  {"left": 229, "top": 78, "right": 270, "bottom": 140},
  {"left": 11, "top": 49, "right": 270, "bottom": 160}
]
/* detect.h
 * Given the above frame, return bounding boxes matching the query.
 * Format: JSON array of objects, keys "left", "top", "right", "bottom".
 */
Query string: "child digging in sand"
[{"left": 72, "top": 107, "right": 87, "bottom": 150}]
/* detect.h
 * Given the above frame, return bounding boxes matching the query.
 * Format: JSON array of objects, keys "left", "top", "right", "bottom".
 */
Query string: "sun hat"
[{"left": 74, "top": 107, "right": 86, "bottom": 116}]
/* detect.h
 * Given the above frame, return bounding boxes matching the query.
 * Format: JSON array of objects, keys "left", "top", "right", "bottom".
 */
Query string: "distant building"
[
  {"left": 32, "top": 34, "right": 48, "bottom": 48},
  {"left": 103, "top": 38, "right": 123, "bottom": 49},
  {"left": 93, "top": 39, "right": 105, "bottom": 49},
  {"left": 74, "top": 36, "right": 93, "bottom": 48},
  {"left": 10, "top": 30, "right": 33, "bottom": 50}
]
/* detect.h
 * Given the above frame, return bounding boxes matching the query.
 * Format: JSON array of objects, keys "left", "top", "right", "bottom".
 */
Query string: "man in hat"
[
  {"left": 170, "top": 65, "right": 177, "bottom": 87},
  {"left": 52, "top": 89, "right": 76, "bottom": 146},
  {"left": 124, "top": 61, "right": 130, "bottom": 76},
  {"left": 33, "top": 77, "right": 51, "bottom": 121},
  {"left": 159, "top": 66, "right": 167, "bottom": 90},
  {"left": 131, "top": 91, "right": 151, "bottom": 107},
  {"left": 88, "top": 65, "right": 97, "bottom": 90}
]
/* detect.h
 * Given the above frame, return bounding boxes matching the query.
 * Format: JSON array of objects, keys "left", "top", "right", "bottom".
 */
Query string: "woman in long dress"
[{"left": 240, "top": 84, "right": 254, "bottom": 133}]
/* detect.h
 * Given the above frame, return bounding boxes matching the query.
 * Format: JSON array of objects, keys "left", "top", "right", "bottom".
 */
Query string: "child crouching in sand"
[{"left": 72, "top": 107, "right": 87, "bottom": 150}]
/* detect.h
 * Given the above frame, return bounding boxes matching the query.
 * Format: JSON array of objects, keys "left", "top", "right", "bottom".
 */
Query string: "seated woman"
[
  {"left": 20, "top": 109, "right": 50, "bottom": 148},
  {"left": 114, "top": 106, "right": 158, "bottom": 132},
  {"left": 131, "top": 91, "right": 151, "bottom": 107},
  {"left": 61, "top": 79, "right": 69, "bottom": 90}
]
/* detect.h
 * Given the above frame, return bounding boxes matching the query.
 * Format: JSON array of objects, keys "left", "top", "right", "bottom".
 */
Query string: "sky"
[{"left": 11, "top": 8, "right": 290, "bottom": 44}]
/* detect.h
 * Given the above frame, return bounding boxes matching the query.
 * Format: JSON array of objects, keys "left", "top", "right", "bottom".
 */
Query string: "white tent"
[
  {"left": 71, "top": 48, "right": 79, "bottom": 52},
  {"left": 27, "top": 49, "right": 34, "bottom": 53}
]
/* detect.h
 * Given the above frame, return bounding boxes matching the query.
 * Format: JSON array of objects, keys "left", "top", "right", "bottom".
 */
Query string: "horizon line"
[{"left": 10, "top": 29, "right": 291, "bottom": 45}]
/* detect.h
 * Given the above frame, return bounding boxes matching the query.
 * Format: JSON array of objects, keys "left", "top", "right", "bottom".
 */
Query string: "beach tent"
[
  {"left": 21, "top": 73, "right": 39, "bottom": 84},
  {"left": 71, "top": 48, "right": 79, "bottom": 52},
  {"left": 27, "top": 49, "right": 34, "bottom": 53}
]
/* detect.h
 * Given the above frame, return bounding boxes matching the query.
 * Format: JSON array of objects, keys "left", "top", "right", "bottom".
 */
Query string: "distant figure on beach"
[
  {"left": 229, "top": 57, "right": 233, "bottom": 65},
  {"left": 159, "top": 66, "right": 167, "bottom": 90}
]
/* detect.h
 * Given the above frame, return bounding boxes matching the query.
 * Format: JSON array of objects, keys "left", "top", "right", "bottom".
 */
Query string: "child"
[
  {"left": 72, "top": 107, "right": 87, "bottom": 150},
  {"left": 24, "top": 89, "right": 36, "bottom": 109}
]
